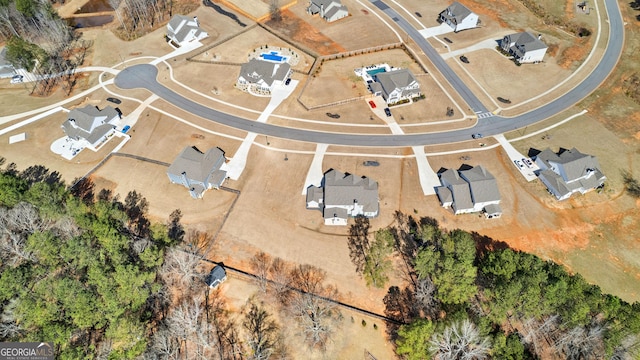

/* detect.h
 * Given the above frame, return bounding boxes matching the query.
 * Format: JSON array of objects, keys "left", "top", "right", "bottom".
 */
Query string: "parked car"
[
  {"left": 523, "top": 158, "right": 533, "bottom": 168},
  {"left": 514, "top": 160, "right": 525, "bottom": 169},
  {"left": 368, "top": 100, "right": 376, "bottom": 109},
  {"left": 384, "top": 108, "right": 392, "bottom": 117},
  {"left": 471, "top": 133, "right": 483, "bottom": 139},
  {"left": 10, "top": 75, "right": 23, "bottom": 84},
  {"left": 285, "top": 78, "right": 291, "bottom": 85},
  {"left": 122, "top": 125, "right": 131, "bottom": 133},
  {"left": 106, "top": 97, "right": 122, "bottom": 104},
  {"left": 460, "top": 55, "right": 469, "bottom": 64}
]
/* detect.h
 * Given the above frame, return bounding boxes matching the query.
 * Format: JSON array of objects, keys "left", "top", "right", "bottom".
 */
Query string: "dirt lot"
[{"left": 453, "top": 48, "right": 573, "bottom": 105}]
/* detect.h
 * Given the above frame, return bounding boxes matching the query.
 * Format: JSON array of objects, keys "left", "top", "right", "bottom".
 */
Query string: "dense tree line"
[
  {"left": 0, "top": 160, "right": 185, "bottom": 357},
  {"left": 370, "top": 212, "right": 640, "bottom": 359},
  {"left": 0, "top": 0, "right": 90, "bottom": 95}
]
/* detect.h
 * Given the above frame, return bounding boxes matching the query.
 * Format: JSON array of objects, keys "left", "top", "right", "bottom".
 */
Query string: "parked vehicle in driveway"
[
  {"left": 523, "top": 158, "right": 533, "bottom": 167},
  {"left": 10, "top": 75, "right": 23, "bottom": 84},
  {"left": 122, "top": 125, "right": 131, "bottom": 133},
  {"left": 368, "top": 100, "right": 376, "bottom": 109},
  {"left": 514, "top": 160, "right": 524, "bottom": 169},
  {"left": 384, "top": 108, "right": 391, "bottom": 117},
  {"left": 285, "top": 78, "right": 291, "bottom": 85}
]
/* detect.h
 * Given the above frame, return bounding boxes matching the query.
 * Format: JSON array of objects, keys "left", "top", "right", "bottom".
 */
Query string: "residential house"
[
  {"left": 236, "top": 58, "right": 291, "bottom": 95},
  {"left": 0, "top": 47, "right": 16, "bottom": 79},
  {"left": 501, "top": 32, "right": 548, "bottom": 64},
  {"left": 307, "top": 0, "right": 348, "bottom": 22},
  {"left": 369, "top": 69, "right": 421, "bottom": 105},
  {"left": 206, "top": 265, "right": 227, "bottom": 288},
  {"left": 533, "top": 147, "right": 606, "bottom": 200},
  {"left": 435, "top": 165, "right": 501, "bottom": 218},
  {"left": 167, "top": 146, "right": 227, "bottom": 199},
  {"left": 61, "top": 105, "right": 121, "bottom": 151},
  {"left": 439, "top": 2, "right": 479, "bottom": 32},
  {"left": 306, "top": 169, "right": 379, "bottom": 226},
  {"left": 166, "top": 15, "right": 208, "bottom": 46}
]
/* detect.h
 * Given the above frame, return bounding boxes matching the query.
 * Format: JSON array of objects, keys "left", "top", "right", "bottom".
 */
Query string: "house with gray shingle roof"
[
  {"left": 206, "top": 265, "right": 227, "bottom": 288},
  {"left": 501, "top": 32, "right": 548, "bottom": 64},
  {"left": 61, "top": 105, "right": 121, "bottom": 151},
  {"left": 435, "top": 165, "right": 501, "bottom": 218},
  {"left": 307, "top": 0, "right": 348, "bottom": 22},
  {"left": 167, "top": 146, "right": 227, "bottom": 199},
  {"left": 371, "top": 69, "right": 421, "bottom": 105},
  {"left": 166, "top": 15, "right": 208, "bottom": 47},
  {"left": 236, "top": 58, "right": 291, "bottom": 95},
  {"left": 533, "top": 147, "right": 605, "bottom": 200},
  {"left": 439, "top": 2, "right": 479, "bottom": 32},
  {"left": 306, "top": 169, "right": 379, "bottom": 225}
]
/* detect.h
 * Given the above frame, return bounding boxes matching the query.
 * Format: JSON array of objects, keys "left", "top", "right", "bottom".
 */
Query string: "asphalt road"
[{"left": 114, "top": 0, "right": 623, "bottom": 147}]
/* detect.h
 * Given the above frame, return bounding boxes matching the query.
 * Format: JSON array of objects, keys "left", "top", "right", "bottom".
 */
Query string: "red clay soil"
[
  {"left": 264, "top": 9, "right": 346, "bottom": 56},
  {"left": 458, "top": 0, "right": 513, "bottom": 28}
]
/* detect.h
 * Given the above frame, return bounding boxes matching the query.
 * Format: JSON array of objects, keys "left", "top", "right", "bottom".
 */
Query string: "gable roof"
[
  {"left": 62, "top": 105, "right": 119, "bottom": 144},
  {"left": 536, "top": 147, "right": 602, "bottom": 182},
  {"left": 239, "top": 59, "right": 291, "bottom": 87},
  {"left": 167, "top": 146, "right": 226, "bottom": 184},
  {"left": 375, "top": 69, "right": 417, "bottom": 91},
  {"left": 439, "top": 168, "right": 473, "bottom": 211},
  {"left": 441, "top": 1, "right": 473, "bottom": 22},
  {"left": 167, "top": 15, "right": 205, "bottom": 44},
  {"left": 459, "top": 165, "right": 501, "bottom": 203},
  {"left": 323, "top": 169, "right": 378, "bottom": 212},
  {"left": 506, "top": 32, "right": 547, "bottom": 57},
  {"left": 206, "top": 265, "right": 226, "bottom": 287}
]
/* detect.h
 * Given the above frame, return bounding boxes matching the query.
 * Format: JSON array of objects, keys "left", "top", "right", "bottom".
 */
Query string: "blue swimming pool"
[
  {"left": 367, "top": 68, "right": 387, "bottom": 76},
  {"left": 261, "top": 53, "right": 284, "bottom": 62}
]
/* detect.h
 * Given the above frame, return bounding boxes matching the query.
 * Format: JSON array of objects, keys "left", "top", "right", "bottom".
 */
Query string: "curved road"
[{"left": 114, "top": 0, "right": 623, "bottom": 147}]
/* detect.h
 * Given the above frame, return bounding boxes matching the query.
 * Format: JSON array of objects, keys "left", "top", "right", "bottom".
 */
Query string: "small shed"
[{"left": 206, "top": 265, "right": 227, "bottom": 289}]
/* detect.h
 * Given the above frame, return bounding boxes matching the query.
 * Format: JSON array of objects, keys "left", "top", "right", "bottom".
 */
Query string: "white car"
[
  {"left": 523, "top": 158, "right": 533, "bottom": 168},
  {"left": 514, "top": 160, "right": 524, "bottom": 169},
  {"left": 10, "top": 75, "right": 23, "bottom": 84}
]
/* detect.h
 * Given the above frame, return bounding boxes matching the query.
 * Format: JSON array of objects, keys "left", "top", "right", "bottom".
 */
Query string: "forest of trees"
[
  {"left": 0, "top": 0, "right": 91, "bottom": 95},
  {"left": 352, "top": 212, "right": 640, "bottom": 360}
]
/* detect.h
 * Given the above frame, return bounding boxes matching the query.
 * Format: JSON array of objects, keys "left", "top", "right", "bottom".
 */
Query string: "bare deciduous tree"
[
  {"left": 161, "top": 248, "right": 205, "bottom": 291},
  {"left": 243, "top": 302, "right": 279, "bottom": 360},
  {"left": 430, "top": 319, "right": 491, "bottom": 360},
  {"left": 288, "top": 264, "right": 340, "bottom": 349},
  {"left": 250, "top": 252, "right": 272, "bottom": 294},
  {"left": 554, "top": 324, "right": 604, "bottom": 360},
  {"left": 269, "top": 257, "right": 291, "bottom": 304}
]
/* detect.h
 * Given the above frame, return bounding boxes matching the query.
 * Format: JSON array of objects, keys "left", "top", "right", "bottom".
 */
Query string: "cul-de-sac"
[{"left": 1, "top": 0, "right": 640, "bottom": 358}]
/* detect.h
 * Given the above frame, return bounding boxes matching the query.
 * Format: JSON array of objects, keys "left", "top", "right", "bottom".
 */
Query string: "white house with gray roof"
[
  {"left": 533, "top": 147, "right": 605, "bottom": 200},
  {"left": 167, "top": 146, "right": 227, "bottom": 199},
  {"left": 501, "top": 32, "right": 548, "bottom": 64},
  {"left": 307, "top": 0, "right": 348, "bottom": 22},
  {"left": 236, "top": 58, "right": 291, "bottom": 95},
  {"left": 306, "top": 169, "right": 379, "bottom": 226},
  {"left": 61, "top": 105, "right": 121, "bottom": 151},
  {"left": 435, "top": 165, "right": 501, "bottom": 218},
  {"left": 439, "top": 2, "right": 479, "bottom": 32},
  {"left": 370, "top": 69, "right": 421, "bottom": 105},
  {"left": 166, "top": 15, "right": 208, "bottom": 47}
]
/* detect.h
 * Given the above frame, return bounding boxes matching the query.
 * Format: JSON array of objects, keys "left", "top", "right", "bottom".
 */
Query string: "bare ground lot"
[
  {"left": 453, "top": 48, "right": 572, "bottom": 106},
  {"left": 284, "top": 0, "right": 401, "bottom": 51}
]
